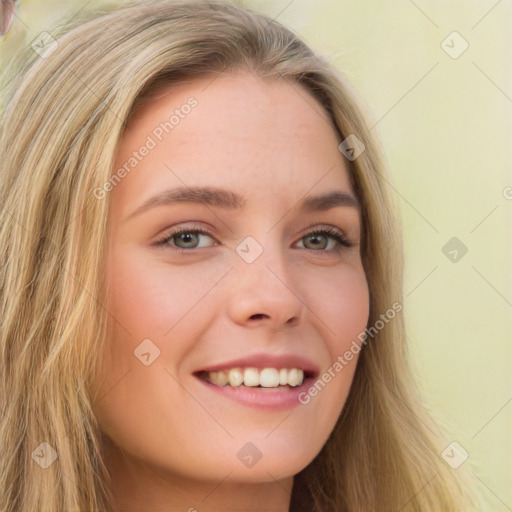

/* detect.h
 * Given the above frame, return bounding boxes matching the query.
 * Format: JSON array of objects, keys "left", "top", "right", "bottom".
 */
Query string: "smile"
[{"left": 197, "top": 367, "right": 306, "bottom": 388}]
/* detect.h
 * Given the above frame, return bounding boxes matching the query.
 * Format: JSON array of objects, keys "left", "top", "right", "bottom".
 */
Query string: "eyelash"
[{"left": 154, "top": 226, "right": 353, "bottom": 254}]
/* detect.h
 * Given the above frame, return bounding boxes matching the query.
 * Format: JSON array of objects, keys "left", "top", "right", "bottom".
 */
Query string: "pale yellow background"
[{"left": 1, "top": 1, "right": 511, "bottom": 509}]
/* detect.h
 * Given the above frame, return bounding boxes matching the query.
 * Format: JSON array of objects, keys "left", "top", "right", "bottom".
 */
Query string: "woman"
[{"left": 0, "top": 0, "right": 477, "bottom": 510}]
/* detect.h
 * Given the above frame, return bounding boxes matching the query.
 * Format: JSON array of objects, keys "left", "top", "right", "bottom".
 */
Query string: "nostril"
[{"left": 250, "top": 313, "right": 268, "bottom": 320}]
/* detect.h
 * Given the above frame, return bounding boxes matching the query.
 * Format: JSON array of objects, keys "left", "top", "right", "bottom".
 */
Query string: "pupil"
[
  {"left": 177, "top": 233, "right": 197, "bottom": 247},
  {"left": 308, "top": 234, "right": 325, "bottom": 249}
]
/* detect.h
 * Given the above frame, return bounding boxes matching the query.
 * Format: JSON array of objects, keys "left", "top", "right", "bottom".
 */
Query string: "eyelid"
[
  {"left": 297, "top": 223, "right": 348, "bottom": 238},
  {"left": 153, "top": 224, "right": 217, "bottom": 249},
  {"left": 295, "top": 220, "right": 353, "bottom": 241},
  {"left": 297, "top": 225, "right": 353, "bottom": 249}
]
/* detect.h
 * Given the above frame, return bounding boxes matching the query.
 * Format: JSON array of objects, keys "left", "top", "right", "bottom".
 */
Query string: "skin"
[{"left": 95, "top": 69, "right": 369, "bottom": 512}]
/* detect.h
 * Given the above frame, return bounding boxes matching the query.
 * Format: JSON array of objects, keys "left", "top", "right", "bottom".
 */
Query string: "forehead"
[
  {"left": 132, "top": 69, "right": 339, "bottom": 124},
  {"left": 111, "top": 70, "right": 355, "bottom": 216}
]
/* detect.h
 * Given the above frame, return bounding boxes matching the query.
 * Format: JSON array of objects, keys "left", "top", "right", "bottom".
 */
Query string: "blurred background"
[{"left": 1, "top": 0, "right": 511, "bottom": 509}]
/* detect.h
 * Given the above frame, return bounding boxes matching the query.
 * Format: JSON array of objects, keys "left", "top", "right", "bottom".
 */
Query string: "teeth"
[
  {"left": 288, "top": 368, "right": 304, "bottom": 387},
  {"left": 243, "top": 368, "right": 260, "bottom": 387},
  {"left": 228, "top": 368, "right": 243, "bottom": 387},
  {"left": 205, "top": 367, "right": 305, "bottom": 388},
  {"left": 260, "top": 368, "right": 279, "bottom": 387},
  {"left": 216, "top": 370, "right": 228, "bottom": 386}
]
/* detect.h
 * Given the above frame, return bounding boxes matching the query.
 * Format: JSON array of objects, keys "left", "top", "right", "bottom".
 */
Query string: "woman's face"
[{"left": 96, "top": 70, "right": 369, "bottom": 486}]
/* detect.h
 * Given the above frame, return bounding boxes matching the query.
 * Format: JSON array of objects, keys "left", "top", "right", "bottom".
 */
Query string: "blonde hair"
[{"left": 0, "top": 1, "right": 477, "bottom": 510}]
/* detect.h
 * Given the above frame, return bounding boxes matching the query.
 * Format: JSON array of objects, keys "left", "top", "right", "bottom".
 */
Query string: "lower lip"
[{"left": 195, "top": 376, "right": 313, "bottom": 411}]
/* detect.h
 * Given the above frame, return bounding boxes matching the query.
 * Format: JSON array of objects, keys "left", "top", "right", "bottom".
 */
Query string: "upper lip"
[{"left": 194, "top": 353, "right": 320, "bottom": 378}]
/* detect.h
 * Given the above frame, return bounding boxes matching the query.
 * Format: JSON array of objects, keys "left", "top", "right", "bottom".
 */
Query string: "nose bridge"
[
  {"left": 235, "top": 230, "right": 289, "bottom": 287},
  {"left": 227, "top": 230, "right": 304, "bottom": 326}
]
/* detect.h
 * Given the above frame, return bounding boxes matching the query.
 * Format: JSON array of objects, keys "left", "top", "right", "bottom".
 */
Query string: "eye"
[
  {"left": 296, "top": 227, "right": 353, "bottom": 253},
  {"left": 154, "top": 227, "right": 216, "bottom": 251},
  {"left": 154, "top": 225, "right": 353, "bottom": 254}
]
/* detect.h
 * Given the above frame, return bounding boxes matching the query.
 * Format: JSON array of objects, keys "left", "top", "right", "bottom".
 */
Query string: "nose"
[{"left": 225, "top": 241, "right": 304, "bottom": 330}]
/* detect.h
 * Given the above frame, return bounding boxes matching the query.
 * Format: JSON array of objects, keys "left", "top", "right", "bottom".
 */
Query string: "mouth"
[
  {"left": 194, "top": 366, "right": 317, "bottom": 389},
  {"left": 191, "top": 353, "right": 320, "bottom": 409},
  {"left": 193, "top": 367, "right": 317, "bottom": 410}
]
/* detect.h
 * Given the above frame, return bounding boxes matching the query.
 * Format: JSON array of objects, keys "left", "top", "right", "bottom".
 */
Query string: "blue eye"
[{"left": 154, "top": 226, "right": 352, "bottom": 253}]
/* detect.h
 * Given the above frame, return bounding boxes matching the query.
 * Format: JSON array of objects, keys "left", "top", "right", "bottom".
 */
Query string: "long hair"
[{"left": 0, "top": 1, "right": 477, "bottom": 510}]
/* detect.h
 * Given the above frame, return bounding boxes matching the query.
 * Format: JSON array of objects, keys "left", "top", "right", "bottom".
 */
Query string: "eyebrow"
[{"left": 125, "top": 186, "right": 360, "bottom": 220}]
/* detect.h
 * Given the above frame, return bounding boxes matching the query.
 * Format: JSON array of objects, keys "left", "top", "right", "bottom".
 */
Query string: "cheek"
[
  {"left": 106, "top": 247, "right": 226, "bottom": 339},
  {"left": 303, "top": 263, "right": 369, "bottom": 350},
  {"left": 290, "top": 263, "right": 368, "bottom": 411}
]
